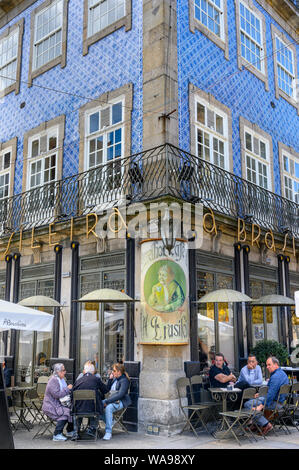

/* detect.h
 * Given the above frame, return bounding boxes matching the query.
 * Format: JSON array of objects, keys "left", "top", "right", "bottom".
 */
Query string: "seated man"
[
  {"left": 101, "top": 363, "right": 131, "bottom": 441},
  {"left": 244, "top": 356, "right": 289, "bottom": 436},
  {"left": 71, "top": 361, "right": 108, "bottom": 439},
  {"left": 236, "top": 354, "right": 263, "bottom": 389},
  {"left": 209, "top": 352, "right": 237, "bottom": 388}
]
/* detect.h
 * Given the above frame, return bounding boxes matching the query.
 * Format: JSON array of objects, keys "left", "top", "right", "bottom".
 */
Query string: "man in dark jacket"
[
  {"left": 101, "top": 363, "right": 131, "bottom": 440},
  {"left": 71, "top": 361, "right": 108, "bottom": 439}
]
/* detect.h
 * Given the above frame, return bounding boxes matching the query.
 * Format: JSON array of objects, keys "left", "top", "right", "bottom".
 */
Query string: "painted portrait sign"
[{"left": 140, "top": 239, "right": 189, "bottom": 345}]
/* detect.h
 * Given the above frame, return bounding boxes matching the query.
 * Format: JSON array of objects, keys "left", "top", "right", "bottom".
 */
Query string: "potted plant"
[{"left": 251, "top": 339, "right": 289, "bottom": 378}]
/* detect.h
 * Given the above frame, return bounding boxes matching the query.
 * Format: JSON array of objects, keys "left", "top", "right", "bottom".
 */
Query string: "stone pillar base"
[{"left": 138, "top": 397, "right": 187, "bottom": 437}]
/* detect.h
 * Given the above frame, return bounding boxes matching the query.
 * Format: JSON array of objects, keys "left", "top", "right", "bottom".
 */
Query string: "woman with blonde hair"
[{"left": 101, "top": 362, "right": 131, "bottom": 440}]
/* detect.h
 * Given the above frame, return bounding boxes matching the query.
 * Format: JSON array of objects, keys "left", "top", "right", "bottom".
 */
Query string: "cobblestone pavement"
[{"left": 12, "top": 424, "right": 299, "bottom": 450}]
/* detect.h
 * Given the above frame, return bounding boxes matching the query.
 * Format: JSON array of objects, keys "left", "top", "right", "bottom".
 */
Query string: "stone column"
[{"left": 138, "top": 1, "right": 189, "bottom": 436}]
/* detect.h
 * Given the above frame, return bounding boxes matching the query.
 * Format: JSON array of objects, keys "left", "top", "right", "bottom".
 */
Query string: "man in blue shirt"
[
  {"left": 244, "top": 356, "right": 289, "bottom": 435},
  {"left": 209, "top": 353, "right": 237, "bottom": 388},
  {"left": 236, "top": 354, "right": 263, "bottom": 388}
]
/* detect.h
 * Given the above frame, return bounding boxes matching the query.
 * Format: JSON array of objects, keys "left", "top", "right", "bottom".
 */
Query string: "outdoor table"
[
  {"left": 209, "top": 387, "right": 242, "bottom": 438},
  {"left": 9, "top": 386, "right": 35, "bottom": 431},
  {"left": 281, "top": 367, "right": 299, "bottom": 384}
]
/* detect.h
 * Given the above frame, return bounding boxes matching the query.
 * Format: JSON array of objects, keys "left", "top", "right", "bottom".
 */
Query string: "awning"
[{"left": 0, "top": 299, "right": 54, "bottom": 332}]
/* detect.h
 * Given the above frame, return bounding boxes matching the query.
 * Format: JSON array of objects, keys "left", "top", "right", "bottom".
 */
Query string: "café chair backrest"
[{"left": 37, "top": 375, "right": 50, "bottom": 398}]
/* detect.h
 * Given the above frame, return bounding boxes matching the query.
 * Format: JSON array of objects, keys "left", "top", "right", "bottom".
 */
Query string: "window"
[
  {"left": 0, "top": 150, "right": 11, "bottom": 200},
  {"left": 88, "top": 0, "right": 125, "bottom": 37},
  {"left": 28, "top": 0, "right": 68, "bottom": 86},
  {"left": 84, "top": 100, "right": 124, "bottom": 197},
  {"left": 79, "top": 255, "right": 125, "bottom": 376},
  {"left": 33, "top": 0, "right": 63, "bottom": 71},
  {"left": 244, "top": 129, "right": 269, "bottom": 189},
  {"left": 196, "top": 252, "right": 235, "bottom": 370},
  {"left": 83, "top": 0, "right": 132, "bottom": 55},
  {"left": 240, "top": 117, "right": 273, "bottom": 192},
  {"left": 275, "top": 37, "right": 295, "bottom": 99},
  {"left": 28, "top": 128, "right": 59, "bottom": 190},
  {"left": 0, "top": 19, "right": 24, "bottom": 96},
  {"left": 235, "top": 0, "right": 268, "bottom": 90},
  {"left": 79, "top": 84, "right": 133, "bottom": 209},
  {"left": 0, "top": 138, "right": 17, "bottom": 228},
  {"left": 195, "top": 98, "right": 229, "bottom": 170},
  {"left": 190, "top": 0, "right": 229, "bottom": 59},
  {"left": 194, "top": 0, "right": 223, "bottom": 38},
  {"left": 271, "top": 25, "right": 298, "bottom": 111},
  {"left": 22, "top": 116, "right": 65, "bottom": 225},
  {"left": 282, "top": 152, "right": 299, "bottom": 204},
  {"left": 239, "top": 2, "right": 263, "bottom": 72}
]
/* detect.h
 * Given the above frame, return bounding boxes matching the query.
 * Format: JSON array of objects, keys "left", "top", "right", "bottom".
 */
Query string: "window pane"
[
  {"left": 31, "top": 140, "right": 39, "bottom": 157},
  {"left": 197, "top": 103, "right": 205, "bottom": 124},
  {"left": 112, "top": 102, "right": 122, "bottom": 124},
  {"left": 89, "top": 112, "right": 99, "bottom": 134}
]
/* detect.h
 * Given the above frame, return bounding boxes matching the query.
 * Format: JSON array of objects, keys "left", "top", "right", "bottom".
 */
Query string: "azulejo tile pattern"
[
  {"left": 0, "top": 0, "right": 143, "bottom": 196},
  {"left": 177, "top": 0, "right": 299, "bottom": 196}
]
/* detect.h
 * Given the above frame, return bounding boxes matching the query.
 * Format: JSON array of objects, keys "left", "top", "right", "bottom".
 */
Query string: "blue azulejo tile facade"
[
  {"left": 177, "top": 0, "right": 299, "bottom": 196},
  {"left": 0, "top": 0, "right": 143, "bottom": 196}
]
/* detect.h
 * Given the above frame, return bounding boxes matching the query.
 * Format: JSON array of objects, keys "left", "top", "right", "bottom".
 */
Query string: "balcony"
[{"left": 0, "top": 143, "right": 298, "bottom": 238}]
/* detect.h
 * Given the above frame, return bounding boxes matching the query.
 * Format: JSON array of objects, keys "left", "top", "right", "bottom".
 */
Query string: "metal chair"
[
  {"left": 190, "top": 375, "right": 219, "bottom": 435},
  {"left": 24, "top": 387, "right": 44, "bottom": 425},
  {"left": 277, "top": 383, "right": 299, "bottom": 433},
  {"left": 263, "top": 384, "right": 291, "bottom": 435},
  {"left": 248, "top": 385, "right": 269, "bottom": 439},
  {"left": 36, "top": 375, "right": 50, "bottom": 400},
  {"left": 176, "top": 377, "right": 213, "bottom": 437},
  {"left": 72, "top": 389, "right": 100, "bottom": 441},
  {"left": 217, "top": 387, "right": 258, "bottom": 446}
]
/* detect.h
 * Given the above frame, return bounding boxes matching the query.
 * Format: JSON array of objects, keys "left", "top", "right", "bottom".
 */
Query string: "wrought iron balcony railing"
[{"left": 0, "top": 143, "right": 298, "bottom": 237}]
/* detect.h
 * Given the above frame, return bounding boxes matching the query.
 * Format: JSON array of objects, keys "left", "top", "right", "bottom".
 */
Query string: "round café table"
[
  {"left": 9, "top": 385, "right": 35, "bottom": 431},
  {"left": 208, "top": 387, "right": 242, "bottom": 437}
]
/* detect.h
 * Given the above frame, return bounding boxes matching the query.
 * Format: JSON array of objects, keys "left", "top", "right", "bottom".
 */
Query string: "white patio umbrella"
[
  {"left": 18, "top": 295, "right": 62, "bottom": 308},
  {"left": 0, "top": 299, "right": 53, "bottom": 332},
  {"left": 77, "top": 288, "right": 138, "bottom": 303},
  {"left": 195, "top": 288, "right": 252, "bottom": 304}
]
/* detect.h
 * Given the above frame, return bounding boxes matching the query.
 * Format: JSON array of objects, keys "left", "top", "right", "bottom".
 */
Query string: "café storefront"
[{"left": 0, "top": 201, "right": 298, "bottom": 434}]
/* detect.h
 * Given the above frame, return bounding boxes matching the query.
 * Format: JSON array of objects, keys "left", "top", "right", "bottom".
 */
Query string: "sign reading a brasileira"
[{"left": 140, "top": 239, "right": 189, "bottom": 345}]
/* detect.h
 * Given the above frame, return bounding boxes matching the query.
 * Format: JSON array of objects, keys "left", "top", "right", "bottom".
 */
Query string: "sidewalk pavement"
[{"left": 13, "top": 424, "right": 299, "bottom": 450}]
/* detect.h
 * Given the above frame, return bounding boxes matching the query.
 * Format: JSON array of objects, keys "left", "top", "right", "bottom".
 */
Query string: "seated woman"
[
  {"left": 42, "top": 363, "right": 74, "bottom": 441},
  {"left": 101, "top": 363, "right": 131, "bottom": 440}
]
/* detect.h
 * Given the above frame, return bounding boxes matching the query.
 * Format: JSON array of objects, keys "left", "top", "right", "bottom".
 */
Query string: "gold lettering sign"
[
  {"left": 49, "top": 223, "right": 57, "bottom": 247},
  {"left": 203, "top": 209, "right": 217, "bottom": 236},
  {"left": 237, "top": 218, "right": 246, "bottom": 242},
  {"left": 31, "top": 228, "right": 41, "bottom": 249},
  {"left": 251, "top": 223, "right": 261, "bottom": 248},
  {"left": 265, "top": 230, "right": 275, "bottom": 252},
  {"left": 86, "top": 213, "right": 99, "bottom": 240}
]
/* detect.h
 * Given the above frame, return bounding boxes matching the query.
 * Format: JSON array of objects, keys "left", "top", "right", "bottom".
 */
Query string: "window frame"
[
  {"left": 0, "top": 138, "right": 17, "bottom": 201},
  {"left": 28, "top": 0, "right": 68, "bottom": 87},
  {"left": 22, "top": 115, "right": 65, "bottom": 194},
  {"left": 83, "top": 0, "right": 132, "bottom": 56},
  {"left": 195, "top": 96, "right": 230, "bottom": 171},
  {"left": 0, "top": 18, "right": 24, "bottom": 97},
  {"left": 235, "top": 0, "right": 269, "bottom": 90},
  {"left": 189, "top": 83, "right": 233, "bottom": 172},
  {"left": 84, "top": 97, "right": 125, "bottom": 172},
  {"left": 239, "top": 116, "right": 274, "bottom": 192},
  {"left": 189, "top": 0, "right": 229, "bottom": 60},
  {"left": 27, "top": 126, "right": 60, "bottom": 191},
  {"left": 79, "top": 83, "right": 133, "bottom": 174},
  {"left": 271, "top": 24, "right": 299, "bottom": 114},
  {"left": 278, "top": 142, "right": 299, "bottom": 204}
]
